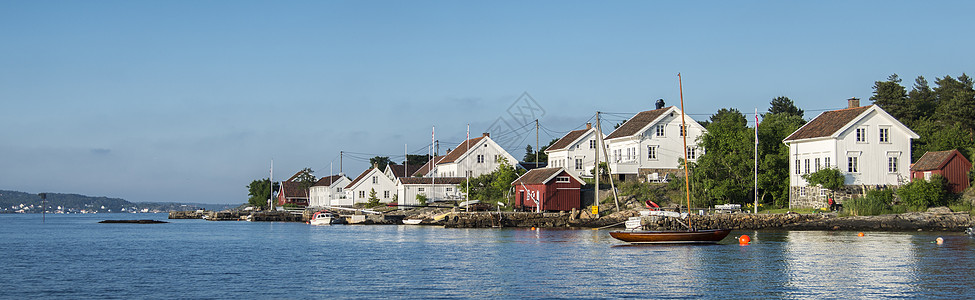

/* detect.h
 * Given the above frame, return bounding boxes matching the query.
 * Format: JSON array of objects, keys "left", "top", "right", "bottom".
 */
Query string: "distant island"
[{"left": 0, "top": 190, "right": 236, "bottom": 213}]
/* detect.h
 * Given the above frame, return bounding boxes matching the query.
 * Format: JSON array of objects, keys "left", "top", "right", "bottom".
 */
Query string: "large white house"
[
  {"left": 433, "top": 133, "right": 520, "bottom": 178},
  {"left": 344, "top": 167, "right": 398, "bottom": 204},
  {"left": 308, "top": 174, "right": 351, "bottom": 207},
  {"left": 604, "top": 105, "right": 706, "bottom": 182},
  {"left": 783, "top": 98, "right": 919, "bottom": 208},
  {"left": 545, "top": 123, "right": 604, "bottom": 179}
]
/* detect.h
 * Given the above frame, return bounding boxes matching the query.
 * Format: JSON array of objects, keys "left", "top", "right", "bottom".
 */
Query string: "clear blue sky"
[{"left": 2, "top": 1, "right": 973, "bottom": 204}]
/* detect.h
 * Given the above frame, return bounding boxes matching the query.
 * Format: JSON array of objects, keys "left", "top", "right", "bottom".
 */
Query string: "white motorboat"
[
  {"left": 403, "top": 219, "right": 423, "bottom": 225},
  {"left": 309, "top": 211, "right": 336, "bottom": 225}
]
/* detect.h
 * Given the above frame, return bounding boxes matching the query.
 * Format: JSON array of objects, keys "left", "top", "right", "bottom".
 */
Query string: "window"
[
  {"left": 384, "top": 191, "right": 389, "bottom": 198},
  {"left": 804, "top": 159, "right": 810, "bottom": 174},
  {"left": 888, "top": 157, "right": 898, "bottom": 173},
  {"left": 799, "top": 187, "right": 806, "bottom": 197},
  {"left": 477, "top": 155, "right": 484, "bottom": 163},
  {"left": 686, "top": 147, "right": 697, "bottom": 159},
  {"left": 824, "top": 157, "right": 831, "bottom": 168},
  {"left": 614, "top": 149, "right": 621, "bottom": 162},
  {"left": 575, "top": 158, "right": 583, "bottom": 170},
  {"left": 795, "top": 159, "right": 801, "bottom": 175},
  {"left": 372, "top": 176, "right": 377, "bottom": 184},
  {"left": 879, "top": 127, "right": 890, "bottom": 143},
  {"left": 655, "top": 125, "right": 665, "bottom": 137},
  {"left": 446, "top": 187, "right": 452, "bottom": 192},
  {"left": 359, "top": 191, "right": 365, "bottom": 198},
  {"left": 679, "top": 124, "right": 687, "bottom": 137},
  {"left": 556, "top": 176, "right": 570, "bottom": 183},
  {"left": 590, "top": 139, "right": 596, "bottom": 149},
  {"left": 647, "top": 146, "right": 657, "bottom": 160},
  {"left": 494, "top": 155, "right": 500, "bottom": 163},
  {"left": 820, "top": 188, "right": 827, "bottom": 197},
  {"left": 848, "top": 156, "right": 859, "bottom": 173},
  {"left": 336, "top": 187, "right": 342, "bottom": 193},
  {"left": 466, "top": 170, "right": 473, "bottom": 177},
  {"left": 418, "top": 188, "right": 425, "bottom": 192},
  {"left": 856, "top": 127, "right": 867, "bottom": 143},
  {"left": 815, "top": 158, "right": 821, "bottom": 172}
]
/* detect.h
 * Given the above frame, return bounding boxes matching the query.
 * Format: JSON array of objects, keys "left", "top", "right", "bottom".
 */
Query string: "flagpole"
[
  {"left": 678, "top": 73, "right": 691, "bottom": 230},
  {"left": 466, "top": 124, "right": 470, "bottom": 212},
  {"left": 754, "top": 108, "right": 759, "bottom": 214}
]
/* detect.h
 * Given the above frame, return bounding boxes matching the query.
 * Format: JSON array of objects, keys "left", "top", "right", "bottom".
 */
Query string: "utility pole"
[
  {"left": 340, "top": 151, "right": 343, "bottom": 174},
  {"left": 535, "top": 119, "right": 539, "bottom": 168}
]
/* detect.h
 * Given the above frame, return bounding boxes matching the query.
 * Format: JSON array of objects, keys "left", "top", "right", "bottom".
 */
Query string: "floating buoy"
[
  {"left": 531, "top": 227, "right": 536, "bottom": 230},
  {"left": 858, "top": 232, "right": 864, "bottom": 237},
  {"left": 739, "top": 235, "right": 751, "bottom": 245},
  {"left": 936, "top": 237, "right": 944, "bottom": 245}
]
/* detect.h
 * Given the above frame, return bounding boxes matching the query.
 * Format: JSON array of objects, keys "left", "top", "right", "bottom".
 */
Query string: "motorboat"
[{"left": 309, "top": 211, "right": 336, "bottom": 225}]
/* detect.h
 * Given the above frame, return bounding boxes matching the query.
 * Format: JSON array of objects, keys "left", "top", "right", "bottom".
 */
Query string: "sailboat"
[{"left": 609, "top": 74, "right": 731, "bottom": 244}]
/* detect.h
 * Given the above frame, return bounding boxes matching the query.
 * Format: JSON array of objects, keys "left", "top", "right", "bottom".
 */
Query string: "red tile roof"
[
  {"left": 511, "top": 167, "right": 578, "bottom": 185},
  {"left": 312, "top": 175, "right": 344, "bottom": 187},
  {"left": 279, "top": 181, "right": 309, "bottom": 198},
  {"left": 413, "top": 156, "right": 445, "bottom": 177},
  {"left": 398, "top": 177, "right": 467, "bottom": 185},
  {"left": 388, "top": 164, "right": 423, "bottom": 178},
  {"left": 546, "top": 129, "right": 589, "bottom": 152},
  {"left": 438, "top": 136, "right": 486, "bottom": 164},
  {"left": 911, "top": 149, "right": 968, "bottom": 171},
  {"left": 605, "top": 107, "right": 672, "bottom": 140},
  {"left": 345, "top": 168, "right": 374, "bottom": 189},
  {"left": 784, "top": 105, "right": 871, "bottom": 141}
]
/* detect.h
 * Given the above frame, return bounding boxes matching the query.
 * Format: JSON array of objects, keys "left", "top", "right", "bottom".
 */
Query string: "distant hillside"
[{"left": 0, "top": 190, "right": 236, "bottom": 213}]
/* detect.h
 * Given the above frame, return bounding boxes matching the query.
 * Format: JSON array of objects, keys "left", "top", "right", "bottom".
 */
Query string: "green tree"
[
  {"left": 870, "top": 74, "right": 910, "bottom": 124},
  {"left": 906, "top": 76, "right": 936, "bottom": 123},
  {"left": 247, "top": 178, "right": 278, "bottom": 209},
  {"left": 523, "top": 139, "right": 558, "bottom": 163},
  {"left": 910, "top": 117, "right": 975, "bottom": 161},
  {"left": 292, "top": 168, "right": 316, "bottom": 193},
  {"left": 933, "top": 74, "right": 975, "bottom": 132},
  {"left": 370, "top": 156, "right": 391, "bottom": 170},
  {"left": 459, "top": 157, "right": 525, "bottom": 204},
  {"left": 801, "top": 168, "right": 845, "bottom": 201},
  {"left": 366, "top": 188, "right": 381, "bottom": 208},
  {"left": 757, "top": 112, "right": 806, "bottom": 208},
  {"left": 897, "top": 175, "right": 949, "bottom": 210},
  {"left": 768, "top": 96, "right": 804, "bottom": 118},
  {"left": 690, "top": 108, "right": 753, "bottom": 207},
  {"left": 406, "top": 154, "right": 432, "bottom": 166}
]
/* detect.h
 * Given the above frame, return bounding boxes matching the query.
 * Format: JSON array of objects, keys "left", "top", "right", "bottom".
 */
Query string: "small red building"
[
  {"left": 910, "top": 149, "right": 972, "bottom": 193},
  {"left": 511, "top": 167, "right": 584, "bottom": 212}
]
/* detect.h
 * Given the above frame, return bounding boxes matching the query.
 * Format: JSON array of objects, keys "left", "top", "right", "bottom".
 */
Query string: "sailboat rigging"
[{"left": 608, "top": 73, "right": 732, "bottom": 244}]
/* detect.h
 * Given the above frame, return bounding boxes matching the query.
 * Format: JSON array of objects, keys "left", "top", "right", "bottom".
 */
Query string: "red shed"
[
  {"left": 910, "top": 149, "right": 972, "bottom": 193},
  {"left": 511, "top": 167, "right": 584, "bottom": 212}
]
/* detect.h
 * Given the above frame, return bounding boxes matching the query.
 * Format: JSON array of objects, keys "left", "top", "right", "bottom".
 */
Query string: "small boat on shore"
[
  {"left": 309, "top": 211, "right": 337, "bottom": 225},
  {"left": 402, "top": 219, "right": 423, "bottom": 225},
  {"left": 610, "top": 229, "right": 732, "bottom": 244}
]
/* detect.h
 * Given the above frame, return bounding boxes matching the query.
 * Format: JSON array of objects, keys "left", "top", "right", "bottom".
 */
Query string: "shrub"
[
  {"left": 845, "top": 188, "right": 894, "bottom": 216},
  {"left": 897, "top": 175, "right": 949, "bottom": 210}
]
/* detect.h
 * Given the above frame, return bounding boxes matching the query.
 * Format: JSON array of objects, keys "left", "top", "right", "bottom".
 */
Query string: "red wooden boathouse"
[
  {"left": 511, "top": 167, "right": 583, "bottom": 212},
  {"left": 910, "top": 149, "right": 972, "bottom": 193}
]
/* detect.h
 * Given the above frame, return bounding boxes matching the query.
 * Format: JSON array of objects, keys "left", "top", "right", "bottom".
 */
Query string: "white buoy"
[{"left": 936, "top": 237, "right": 944, "bottom": 245}]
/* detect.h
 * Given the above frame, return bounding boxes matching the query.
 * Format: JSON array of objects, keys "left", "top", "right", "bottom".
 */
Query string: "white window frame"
[
  {"left": 647, "top": 145, "right": 658, "bottom": 160},
  {"left": 848, "top": 156, "right": 859, "bottom": 173},
  {"left": 887, "top": 156, "right": 898, "bottom": 173},
  {"left": 856, "top": 127, "right": 867, "bottom": 143},
  {"left": 655, "top": 125, "right": 665, "bottom": 137},
  {"left": 879, "top": 127, "right": 890, "bottom": 143},
  {"left": 686, "top": 147, "right": 697, "bottom": 160},
  {"left": 556, "top": 176, "right": 570, "bottom": 183},
  {"left": 574, "top": 158, "right": 583, "bottom": 170}
]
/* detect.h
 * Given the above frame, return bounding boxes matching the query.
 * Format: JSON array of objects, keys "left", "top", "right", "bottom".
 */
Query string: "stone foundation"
[{"left": 789, "top": 185, "right": 896, "bottom": 209}]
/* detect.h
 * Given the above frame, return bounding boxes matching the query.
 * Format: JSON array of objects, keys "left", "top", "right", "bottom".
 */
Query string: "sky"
[{"left": 2, "top": 1, "right": 974, "bottom": 204}]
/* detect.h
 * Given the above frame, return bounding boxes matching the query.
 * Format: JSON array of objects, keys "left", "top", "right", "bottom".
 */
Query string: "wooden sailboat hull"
[{"left": 609, "top": 229, "right": 732, "bottom": 244}]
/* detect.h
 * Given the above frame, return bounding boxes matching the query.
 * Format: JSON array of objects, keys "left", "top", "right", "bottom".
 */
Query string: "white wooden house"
[
  {"left": 783, "top": 98, "right": 919, "bottom": 208},
  {"left": 396, "top": 177, "right": 466, "bottom": 206},
  {"left": 344, "top": 167, "right": 399, "bottom": 204},
  {"left": 604, "top": 105, "right": 706, "bottom": 182},
  {"left": 433, "top": 133, "right": 520, "bottom": 178},
  {"left": 545, "top": 123, "right": 605, "bottom": 179},
  {"left": 308, "top": 174, "right": 351, "bottom": 208}
]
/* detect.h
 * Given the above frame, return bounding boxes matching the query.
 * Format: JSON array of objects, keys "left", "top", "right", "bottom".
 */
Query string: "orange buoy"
[
  {"left": 531, "top": 227, "right": 536, "bottom": 230},
  {"left": 738, "top": 235, "right": 751, "bottom": 245},
  {"left": 858, "top": 232, "right": 864, "bottom": 237},
  {"left": 936, "top": 237, "right": 944, "bottom": 245}
]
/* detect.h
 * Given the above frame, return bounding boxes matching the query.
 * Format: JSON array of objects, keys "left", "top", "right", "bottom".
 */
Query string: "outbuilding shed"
[
  {"left": 511, "top": 167, "right": 584, "bottom": 212},
  {"left": 910, "top": 149, "right": 972, "bottom": 193}
]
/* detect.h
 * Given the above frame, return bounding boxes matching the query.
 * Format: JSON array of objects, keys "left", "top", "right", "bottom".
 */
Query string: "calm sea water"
[{"left": 1, "top": 213, "right": 973, "bottom": 299}]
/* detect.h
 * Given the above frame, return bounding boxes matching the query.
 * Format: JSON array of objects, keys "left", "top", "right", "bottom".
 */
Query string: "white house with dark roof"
[
  {"left": 604, "top": 104, "right": 706, "bottom": 182},
  {"left": 782, "top": 98, "right": 918, "bottom": 208},
  {"left": 433, "top": 133, "right": 520, "bottom": 178},
  {"left": 545, "top": 123, "right": 604, "bottom": 179},
  {"left": 308, "top": 174, "right": 351, "bottom": 207},
  {"left": 344, "top": 167, "right": 398, "bottom": 204}
]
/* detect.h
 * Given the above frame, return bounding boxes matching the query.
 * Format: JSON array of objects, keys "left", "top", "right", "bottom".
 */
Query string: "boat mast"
[
  {"left": 269, "top": 159, "right": 274, "bottom": 211},
  {"left": 754, "top": 107, "right": 759, "bottom": 214},
  {"left": 678, "top": 73, "right": 691, "bottom": 229},
  {"left": 594, "top": 113, "right": 600, "bottom": 216}
]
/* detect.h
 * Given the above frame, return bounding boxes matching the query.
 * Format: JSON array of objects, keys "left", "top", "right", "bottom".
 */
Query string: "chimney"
[
  {"left": 655, "top": 99, "right": 665, "bottom": 110},
  {"left": 848, "top": 97, "right": 860, "bottom": 109},
  {"left": 586, "top": 122, "right": 592, "bottom": 130},
  {"left": 482, "top": 132, "right": 490, "bottom": 137}
]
